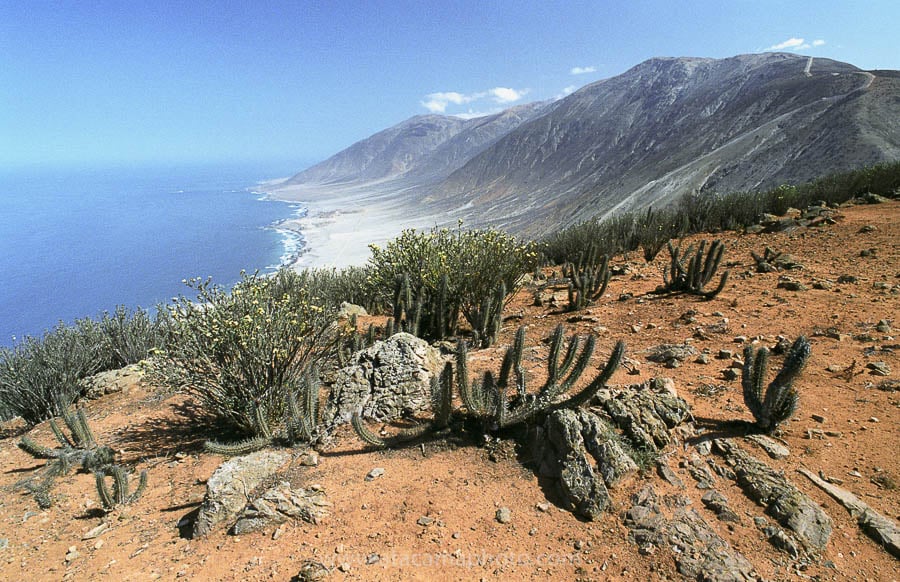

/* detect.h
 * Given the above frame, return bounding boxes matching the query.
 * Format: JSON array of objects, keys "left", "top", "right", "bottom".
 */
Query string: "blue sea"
[{"left": 0, "top": 162, "right": 305, "bottom": 346}]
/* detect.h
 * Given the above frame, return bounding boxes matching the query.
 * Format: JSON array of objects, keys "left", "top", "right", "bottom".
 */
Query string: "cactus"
[
  {"left": 95, "top": 465, "right": 148, "bottom": 510},
  {"left": 742, "top": 336, "right": 810, "bottom": 432},
  {"left": 661, "top": 239, "right": 730, "bottom": 299},
  {"left": 203, "top": 436, "right": 273, "bottom": 456},
  {"left": 16, "top": 407, "right": 115, "bottom": 508},
  {"left": 564, "top": 254, "right": 610, "bottom": 311},
  {"left": 470, "top": 282, "right": 506, "bottom": 348},
  {"left": 353, "top": 326, "right": 625, "bottom": 448}
]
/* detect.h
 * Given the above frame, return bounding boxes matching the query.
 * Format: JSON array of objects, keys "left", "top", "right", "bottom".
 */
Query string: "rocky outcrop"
[
  {"left": 592, "top": 380, "right": 692, "bottom": 452},
  {"left": 714, "top": 439, "right": 832, "bottom": 550},
  {"left": 322, "top": 333, "right": 445, "bottom": 429},
  {"left": 193, "top": 450, "right": 289, "bottom": 538},
  {"left": 231, "top": 482, "right": 330, "bottom": 535},
  {"left": 624, "top": 486, "right": 756, "bottom": 581}
]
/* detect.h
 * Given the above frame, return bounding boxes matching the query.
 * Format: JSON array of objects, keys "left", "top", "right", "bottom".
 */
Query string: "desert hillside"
[{"left": 1, "top": 199, "right": 898, "bottom": 581}]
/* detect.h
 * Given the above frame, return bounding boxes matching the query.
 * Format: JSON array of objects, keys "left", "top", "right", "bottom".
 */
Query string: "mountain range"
[{"left": 273, "top": 52, "right": 899, "bottom": 237}]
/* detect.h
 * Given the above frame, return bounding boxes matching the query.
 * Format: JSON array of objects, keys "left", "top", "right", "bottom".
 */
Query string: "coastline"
[{"left": 258, "top": 179, "right": 442, "bottom": 271}]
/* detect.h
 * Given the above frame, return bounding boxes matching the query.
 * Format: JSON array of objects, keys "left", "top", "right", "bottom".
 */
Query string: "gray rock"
[
  {"left": 594, "top": 382, "right": 691, "bottom": 452},
  {"left": 745, "top": 434, "right": 790, "bottom": 459},
  {"left": 538, "top": 409, "right": 610, "bottom": 520},
  {"left": 765, "top": 526, "right": 800, "bottom": 558},
  {"left": 337, "top": 302, "right": 368, "bottom": 318},
  {"left": 231, "top": 481, "right": 330, "bottom": 535},
  {"left": 624, "top": 486, "right": 755, "bottom": 581},
  {"left": 714, "top": 439, "right": 832, "bottom": 550},
  {"left": 656, "top": 458, "right": 685, "bottom": 488},
  {"left": 495, "top": 507, "right": 512, "bottom": 524},
  {"left": 866, "top": 361, "right": 891, "bottom": 376},
  {"left": 193, "top": 450, "right": 290, "bottom": 538},
  {"left": 365, "top": 467, "right": 385, "bottom": 481},
  {"left": 322, "top": 333, "right": 445, "bottom": 428},
  {"left": 81, "top": 364, "right": 143, "bottom": 399},
  {"left": 645, "top": 343, "right": 697, "bottom": 366},
  {"left": 701, "top": 490, "right": 742, "bottom": 523}
]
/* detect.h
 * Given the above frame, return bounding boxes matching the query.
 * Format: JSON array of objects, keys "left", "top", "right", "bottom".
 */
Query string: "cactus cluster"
[
  {"left": 204, "top": 371, "right": 324, "bottom": 456},
  {"left": 17, "top": 405, "right": 118, "bottom": 508},
  {"left": 742, "top": 336, "right": 810, "bottom": 432},
  {"left": 750, "top": 247, "right": 782, "bottom": 273},
  {"left": 661, "top": 239, "right": 730, "bottom": 299},
  {"left": 95, "top": 464, "right": 148, "bottom": 511},
  {"left": 352, "top": 325, "right": 625, "bottom": 448},
  {"left": 391, "top": 273, "right": 459, "bottom": 342},
  {"left": 468, "top": 282, "right": 506, "bottom": 348},
  {"left": 563, "top": 254, "right": 610, "bottom": 311}
]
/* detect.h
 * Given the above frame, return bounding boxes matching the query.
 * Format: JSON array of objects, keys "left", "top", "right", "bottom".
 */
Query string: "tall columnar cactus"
[
  {"left": 742, "top": 336, "right": 810, "bottom": 432},
  {"left": 352, "top": 325, "right": 625, "bottom": 448},
  {"left": 564, "top": 254, "right": 610, "bottom": 311},
  {"left": 470, "top": 281, "right": 506, "bottom": 348},
  {"left": 661, "top": 239, "right": 730, "bottom": 299}
]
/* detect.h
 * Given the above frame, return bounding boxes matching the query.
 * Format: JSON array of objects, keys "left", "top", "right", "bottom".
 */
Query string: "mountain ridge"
[{"left": 275, "top": 52, "right": 899, "bottom": 237}]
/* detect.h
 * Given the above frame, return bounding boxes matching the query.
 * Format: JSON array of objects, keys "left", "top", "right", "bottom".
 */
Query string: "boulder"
[
  {"left": 322, "top": 333, "right": 445, "bottom": 428},
  {"left": 193, "top": 450, "right": 289, "bottom": 538}
]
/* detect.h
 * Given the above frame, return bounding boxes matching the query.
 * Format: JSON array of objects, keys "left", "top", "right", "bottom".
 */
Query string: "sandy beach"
[{"left": 261, "top": 179, "right": 445, "bottom": 270}]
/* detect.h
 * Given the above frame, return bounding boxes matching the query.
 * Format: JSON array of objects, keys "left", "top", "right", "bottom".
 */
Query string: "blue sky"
[{"left": 2, "top": 1, "right": 897, "bottom": 171}]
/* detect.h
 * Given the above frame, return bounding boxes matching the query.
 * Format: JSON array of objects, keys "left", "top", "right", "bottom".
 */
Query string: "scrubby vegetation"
[
  {"left": 156, "top": 270, "right": 344, "bottom": 440},
  {"left": 366, "top": 225, "right": 538, "bottom": 344},
  {"left": 543, "top": 161, "right": 900, "bottom": 265},
  {"left": 0, "top": 306, "right": 169, "bottom": 425}
]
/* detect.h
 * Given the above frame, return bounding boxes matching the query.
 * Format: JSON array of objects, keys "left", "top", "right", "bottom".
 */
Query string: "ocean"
[{"left": 0, "top": 162, "right": 304, "bottom": 346}]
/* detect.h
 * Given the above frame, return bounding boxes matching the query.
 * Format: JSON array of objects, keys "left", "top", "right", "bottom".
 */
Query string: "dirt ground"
[{"left": 1, "top": 200, "right": 897, "bottom": 581}]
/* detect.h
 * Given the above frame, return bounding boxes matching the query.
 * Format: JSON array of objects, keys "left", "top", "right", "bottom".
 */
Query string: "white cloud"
[
  {"left": 489, "top": 87, "right": 527, "bottom": 103},
  {"left": 421, "top": 86, "right": 528, "bottom": 114},
  {"left": 570, "top": 66, "right": 596, "bottom": 75},
  {"left": 556, "top": 85, "right": 578, "bottom": 99},
  {"left": 421, "top": 91, "right": 479, "bottom": 113},
  {"left": 812, "top": 39, "right": 826, "bottom": 47},
  {"left": 763, "top": 37, "right": 811, "bottom": 51}
]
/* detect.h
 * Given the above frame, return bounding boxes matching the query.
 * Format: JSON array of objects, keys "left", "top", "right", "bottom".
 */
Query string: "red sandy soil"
[{"left": 1, "top": 201, "right": 898, "bottom": 581}]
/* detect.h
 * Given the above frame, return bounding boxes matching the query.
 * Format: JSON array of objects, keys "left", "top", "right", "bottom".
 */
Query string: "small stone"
[
  {"left": 866, "top": 361, "right": 890, "bottom": 376},
  {"left": 416, "top": 516, "right": 434, "bottom": 527},
  {"left": 733, "top": 336, "right": 748, "bottom": 344},
  {"left": 869, "top": 417, "right": 879, "bottom": 423},
  {"left": 65, "top": 546, "right": 79, "bottom": 563},
  {"left": 574, "top": 540, "right": 584, "bottom": 550},
  {"left": 811, "top": 414, "right": 826, "bottom": 423},
  {"left": 366, "top": 553, "right": 380, "bottom": 565},
  {"left": 722, "top": 368, "right": 740, "bottom": 381},
  {"left": 753, "top": 517, "right": 768, "bottom": 529},
  {"left": 452, "top": 532, "right": 461, "bottom": 539},
  {"left": 717, "top": 349, "right": 733, "bottom": 360},
  {"left": 82, "top": 523, "right": 108, "bottom": 540},
  {"left": 495, "top": 507, "right": 512, "bottom": 524},
  {"left": 272, "top": 524, "right": 286, "bottom": 540},
  {"left": 695, "top": 354, "right": 709, "bottom": 364},
  {"left": 536, "top": 502, "right": 551, "bottom": 513},
  {"left": 529, "top": 527, "right": 538, "bottom": 536},
  {"left": 875, "top": 320, "right": 891, "bottom": 333},
  {"left": 338, "top": 563, "right": 351, "bottom": 573},
  {"left": 365, "top": 467, "right": 385, "bottom": 481},
  {"left": 299, "top": 451, "right": 319, "bottom": 466},
  {"left": 93, "top": 540, "right": 104, "bottom": 551}
]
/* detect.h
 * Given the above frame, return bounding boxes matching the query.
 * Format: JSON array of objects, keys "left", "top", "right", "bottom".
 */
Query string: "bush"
[
  {"left": 0, "top": 319, "right": 106, "bottom": 425},
  {"left": 97, "top": 305, "right": 171, "bottom": 368},
  {"left": 366, "top": 226, "right": 538, "bottom": 342},
  {"left": 159, "top": 269, "right": 343, "bottom": 437}
]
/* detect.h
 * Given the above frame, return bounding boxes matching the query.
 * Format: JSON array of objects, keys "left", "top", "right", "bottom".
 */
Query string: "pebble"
[
  {"left": 365, "top": 467, "right": 385, "bottom": 481},
  {"left": 416, "top": 516, "right": 434, "bottom": 527},
  {"left": 299, "top": 451, "right": 319, "bottom": 466},
  {"left": 811, "top": 414, "right": 826, "bottom": 423},
  {"left": 495, "top": 507, "right": 512, "bottom": 524},
  {"left": 65, "top": 546, "right": 79, "bottom": 563},
  {"left": 93, "top": 540, "right": 104, "bottom": 551},
  {"left": 536, "top": 502, "right": 551, "bottom": 513}
]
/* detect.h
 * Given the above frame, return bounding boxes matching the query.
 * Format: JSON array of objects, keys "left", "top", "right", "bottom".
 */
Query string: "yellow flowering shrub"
[{"left": 161, "top": 269, "right": 343, "bottom": 436}]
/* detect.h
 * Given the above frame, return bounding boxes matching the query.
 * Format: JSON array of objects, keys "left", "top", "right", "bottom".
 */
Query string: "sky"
[{"left": 2, "top": 1, "right": 898, "bottom": 172}]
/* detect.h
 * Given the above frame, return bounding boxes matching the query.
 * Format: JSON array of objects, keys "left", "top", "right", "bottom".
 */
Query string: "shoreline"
[{"left": 257, "top": 179, "right": 443, "bottom": 271}]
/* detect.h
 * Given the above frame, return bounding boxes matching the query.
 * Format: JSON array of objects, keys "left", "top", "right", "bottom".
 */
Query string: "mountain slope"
[{"left": 274, "top": 52, "right": 899, "bottom": 238}]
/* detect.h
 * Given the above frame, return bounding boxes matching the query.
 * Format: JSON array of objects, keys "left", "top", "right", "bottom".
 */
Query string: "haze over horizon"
[{"left": 2, "top": 1, "right": 898, "bottom": 170}]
